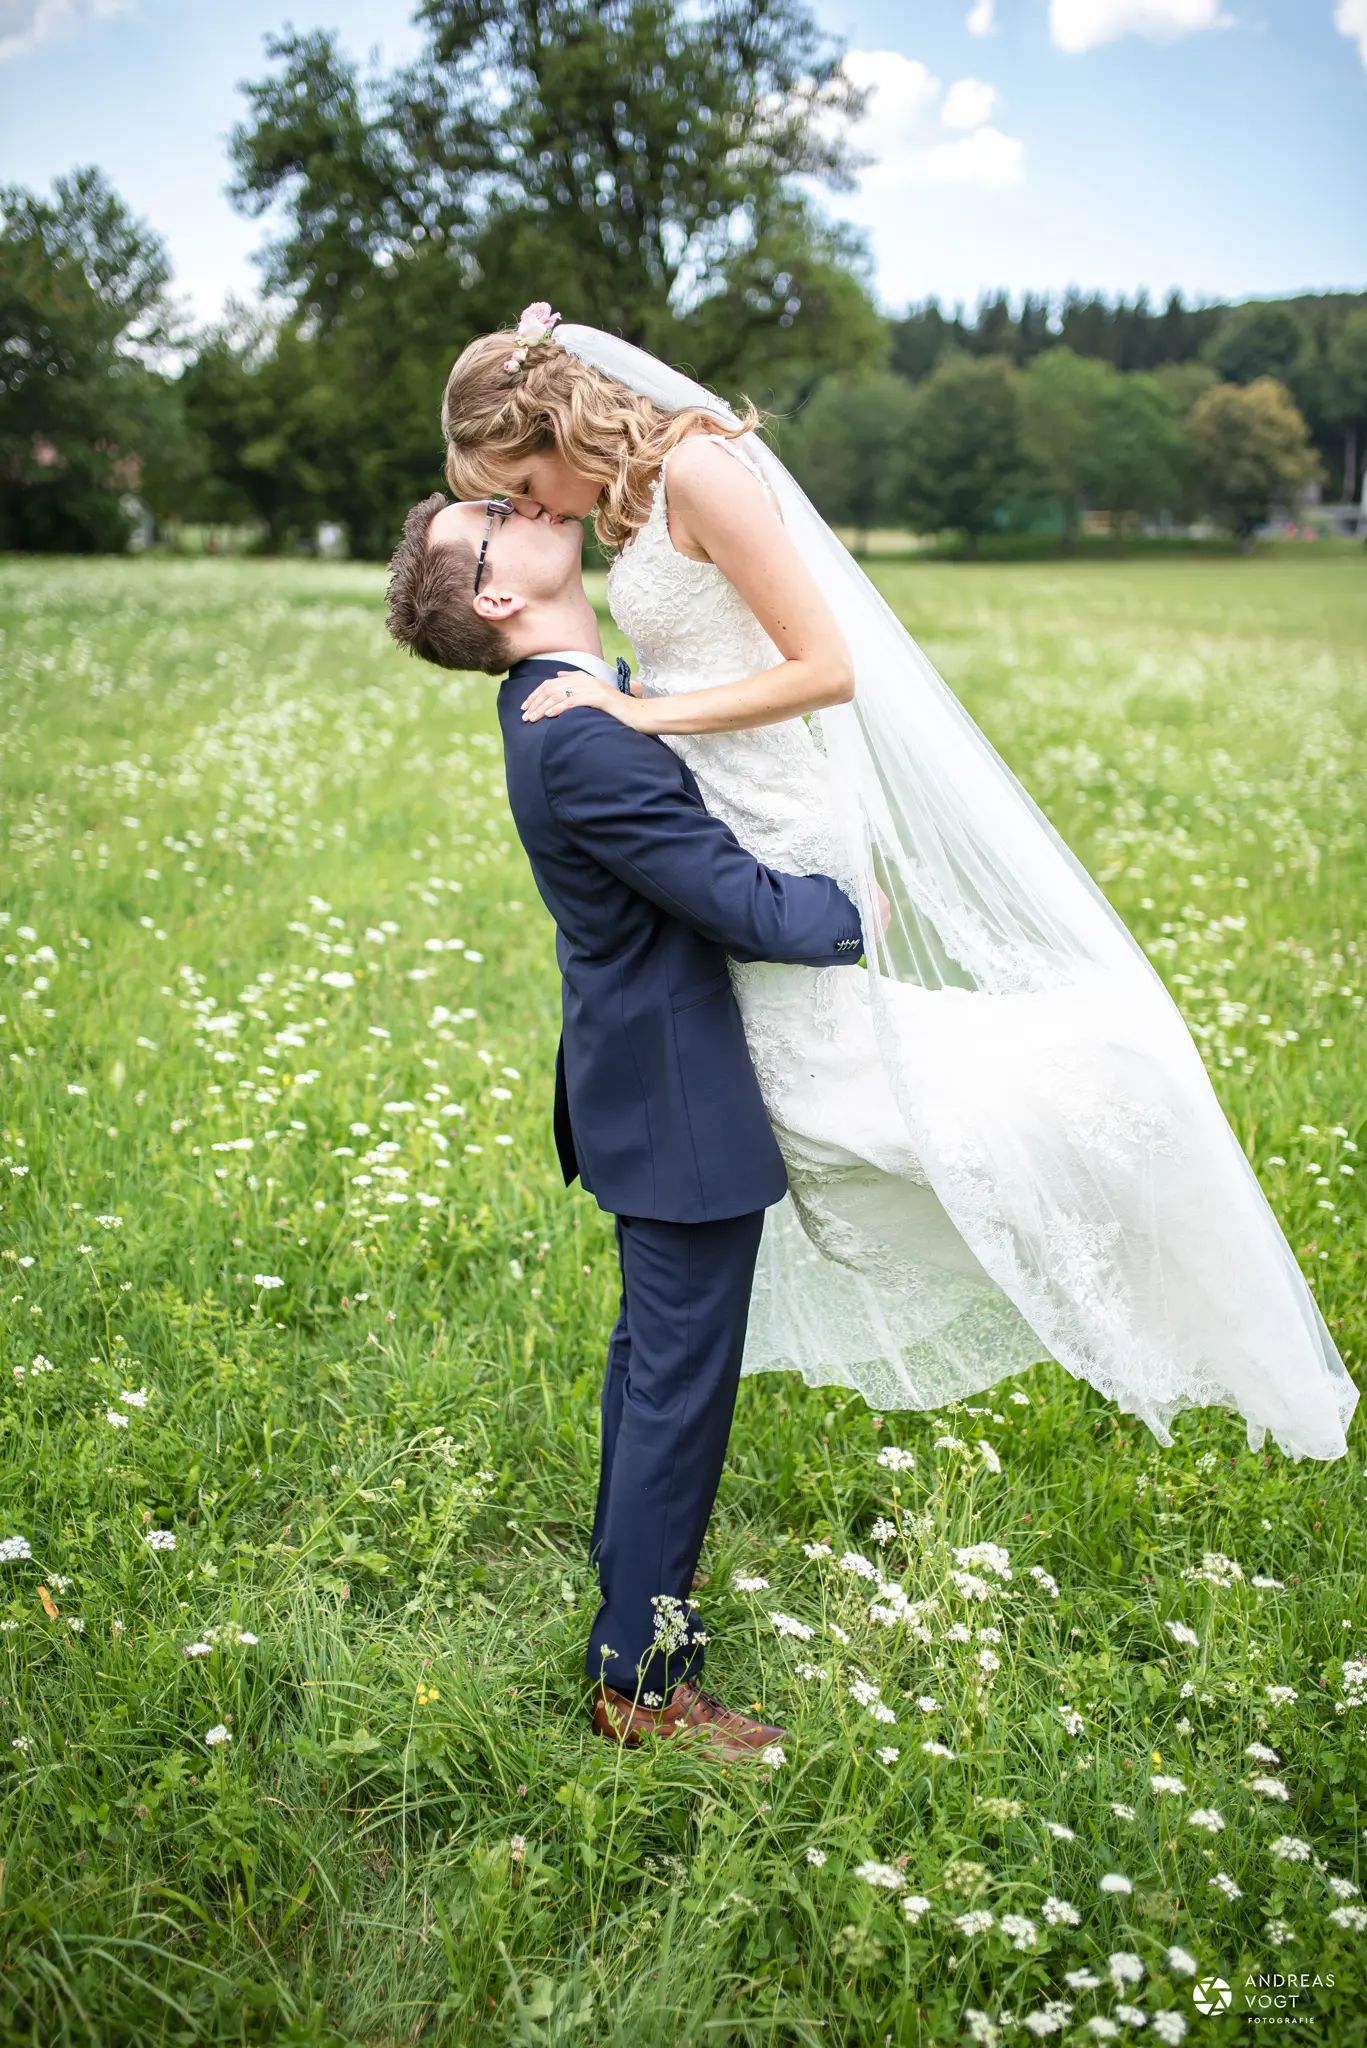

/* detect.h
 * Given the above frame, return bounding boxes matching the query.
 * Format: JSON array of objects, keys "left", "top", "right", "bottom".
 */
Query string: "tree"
[
  {"left": 0, "top": 167, "right": 189, "bottom": 550},
  {"left": 1090, "top": 372, "right": 1191, "bottom": 532},
  {"left": 1326, "top": 309, "right": 1367, "bottom": 503},
  {"left": 229, "top": 1, "right": 882, "bottom": 386},
  {"left": 777, "top": 370, "right": 919, "bottom": 549},
  {"left": 212, "top": 0, "right": 886, "bottom": 555},
  {"left": 899, "top": 354, "right": 1025, "bottom": 554},
  {"left": 1186, "top": 377, "right": 1322, "bottom": 547},
  {"left": 1204, "top": 301, "right": 1312, "bottom": 390},
  {"left": 1020, "top": 348, "right": 1114, "bottom": 544}
]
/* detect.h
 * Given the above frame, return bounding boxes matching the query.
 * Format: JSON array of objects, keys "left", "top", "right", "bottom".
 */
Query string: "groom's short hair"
[{"left": 386, "top": 493, "right": 510, "bottom": 675}]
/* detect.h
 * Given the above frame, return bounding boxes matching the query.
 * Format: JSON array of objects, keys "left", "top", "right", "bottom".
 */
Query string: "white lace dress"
[{"left": 608, "top": 439, "right": 1052, "bottom": 1408}]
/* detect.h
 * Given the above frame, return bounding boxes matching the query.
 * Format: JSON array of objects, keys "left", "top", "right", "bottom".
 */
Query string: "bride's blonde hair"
[{"left": 441, "top": 328, "right": 757, "bottom": 553}]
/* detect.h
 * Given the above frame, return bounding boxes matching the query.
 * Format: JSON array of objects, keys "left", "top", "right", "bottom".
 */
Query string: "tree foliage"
[
  {"left": 200, "top": 0, "right": 885, "bottom": 552},
  {"left": 777, "top": 371, "right": 919, "bottom": 547},
  {"left": 0, "top": 167, "right": 189, "bottom": 551},
  {"left": 1186, "top": 377, "right": 1323, "bottom": 544},
  {"left": 899, "top": 355, "right": 1026, "bottom": 553}
]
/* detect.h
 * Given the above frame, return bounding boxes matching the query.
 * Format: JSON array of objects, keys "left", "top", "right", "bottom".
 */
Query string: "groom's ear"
[{"left": 472, "top": 586, "right": 529, "bottom": 624}]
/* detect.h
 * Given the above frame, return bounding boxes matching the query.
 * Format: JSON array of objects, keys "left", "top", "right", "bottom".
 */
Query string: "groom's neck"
[{"left": 503, "top": 592, "right": 604, "bottom": 666}]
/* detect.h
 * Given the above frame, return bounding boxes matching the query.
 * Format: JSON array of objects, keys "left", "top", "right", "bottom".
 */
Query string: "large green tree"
[
  {"left": 1186, "top": 377, "right": 1322, "bottom": 547},
  {"left": 0, "top": 168, "right": 190, "bottom": 551},
  {"left": 1326, "top": 309, "right": 1367, "bottom": 503},
  {"left": 778, "top": 370, "right": 919, "bottom": 550},
  {"left": 213, "top": 0, "right": 886, "bottom": 553},
  {"left": 899, "top": 354, "right": 1025, "bottom": 554}
]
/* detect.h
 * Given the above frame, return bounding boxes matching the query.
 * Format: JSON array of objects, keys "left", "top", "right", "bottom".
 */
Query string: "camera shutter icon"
[{"left": 1193, "top": 1977, "right": 1232, "bottom": 2015}]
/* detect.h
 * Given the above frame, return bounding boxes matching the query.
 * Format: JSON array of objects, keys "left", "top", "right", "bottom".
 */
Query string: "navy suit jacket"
[{"left": 496, "top": 656, "right": 864, "bottom": 1223}]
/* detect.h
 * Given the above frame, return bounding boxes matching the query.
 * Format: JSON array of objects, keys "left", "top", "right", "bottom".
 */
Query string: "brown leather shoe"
[{"left": 591, "top": 1678, "right": 786, "bottom": 1762}]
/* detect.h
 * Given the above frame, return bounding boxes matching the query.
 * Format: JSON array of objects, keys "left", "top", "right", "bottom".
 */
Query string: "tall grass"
[{"left": 0, "top": 553, "right": 1364, "bottom": 2046}]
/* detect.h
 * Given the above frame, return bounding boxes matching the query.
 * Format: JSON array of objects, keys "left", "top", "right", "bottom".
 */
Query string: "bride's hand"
[{"left": 521, "top": 672, "right": 644, "bottom": 726}]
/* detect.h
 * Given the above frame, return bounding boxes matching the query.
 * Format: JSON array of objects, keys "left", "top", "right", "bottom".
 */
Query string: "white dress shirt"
[{"left": 535, "top": 649, "right": 621, "bottom": 688}]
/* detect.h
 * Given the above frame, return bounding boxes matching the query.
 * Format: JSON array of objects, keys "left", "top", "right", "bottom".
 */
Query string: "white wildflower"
[
  {"left": 876, "top": 1746, "right": 899, "bottom": 1764},
  {"left": 1021, "top": 2003, "right": 1072, "bottom": 2039},
  {"left": 1328, "top": 1904, "right": 1367, "bottom": 1932},
  {"left": 854, "top": 1861, "right": 905, "bottom": 1891},
  {"left": 955, "top": 1909, "right": 994, "bottom": 1936},
  {"left": 759, "top": 1744, "right": 786, "bottom": 1767},
  {"left": 1111, "top": 1803, "right": 1136, "bottom": 1821},
  {"left": 1265, "top": 1685, "right": 1297, "bottom": 1706},
  {"left": 204, "top": 1723, "right": 231, "bottom": 1746},
  {"left": 731, "top": 1572, "right": 770, "bottom": 1592},
  {"left": 253, "top": 1274, "right": 283, "bottom": 1290},
  {"left": 1043, "top": 1896, "right": 1081, "bottom": 1926},
  {"left": 1100, "top": 1873, "right": 1133, "bottom": 1894},
  {"left": 1151, "top": 1774, "right": 1187, "bottom": 1795},
  {"left": 1029, "top": 1564, "right": 1060, "bottom": 1598},
  {"left": 1208, "top": 1871, "right": 1242, "bottom": 1899},
  {"left": 1164, "top": 1620, "right": 1200, "bottom": 1648},
  {"left": 876, "top": 1446, "right": 915, "bottom": 1471},
  {"left": 1151, "top": 2016, "right": 1188, "bottom": 2045},
  {"left": 1268, "top": 1836, "right": 1312, "bottom": 1863},
  {"left": 921, "top": 1740, "right": 956, "bottom": 1759},
  {"left": 1001, "top": 1913, "right": 1038, "bottom": 1950},
  {"left": 1245, "top": 1742, "right": 1281, "bottom": 1764},
  {"left": 1250, "top": 1776, "right": 1290, "bottom": 1802},
  {"left": 838, "top": 1551, "right": 878, "bottom": 1580},
  {"left": 1109, "top": 1952, "right": 1145, "bottom": 1988},
  {"left": 901, "top": 1893, "right": 932, "bottom": 1922},
  {"left": 1165, "top": 1946, "right": 1198, "bottom": 1975},
  {"left": 802, "top": 1540, "right": 832, "bottom": 1559},
  {"left": 768, "top": 1611, "right": 814, "bottom": 1641},
  {"left": 1187, "top": 1808, "right": 1226, "bottom": 1833},
  {"left": 804, "top": 1847, "right": 827, "bottom": 1867},
  {"left": 0, "top": 1537, "right": 34, "bottom": 1563},
  {"left": 144, "top": 1530, "right": 176, "bottom": 1551}
]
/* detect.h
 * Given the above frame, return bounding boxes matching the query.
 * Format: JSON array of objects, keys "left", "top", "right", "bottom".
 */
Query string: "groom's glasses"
[{"left": 470, "top": 497, "right": 514, "bottom": 596}]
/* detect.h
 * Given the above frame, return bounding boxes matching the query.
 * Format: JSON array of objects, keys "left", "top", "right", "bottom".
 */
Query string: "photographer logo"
[{"left": 1194, "top": 1978, "right": 1232, "bottom": 2016}]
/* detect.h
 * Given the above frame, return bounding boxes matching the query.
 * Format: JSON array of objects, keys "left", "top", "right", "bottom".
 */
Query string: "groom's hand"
[
  {"left": 874, "top": 886, "right": 892, "bottom": 934},
  {"left": 522, "top": 671, "right": 645, "bottom": 727}
]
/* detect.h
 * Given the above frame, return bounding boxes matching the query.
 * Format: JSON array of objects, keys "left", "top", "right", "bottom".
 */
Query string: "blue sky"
[{"left": 1, "top": 0, "right": 1363, "bottom": 324}]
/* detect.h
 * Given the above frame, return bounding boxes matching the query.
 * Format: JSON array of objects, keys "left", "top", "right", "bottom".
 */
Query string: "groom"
[{"left": 387, "top": 492, "right": 864, "bottom": 1760}]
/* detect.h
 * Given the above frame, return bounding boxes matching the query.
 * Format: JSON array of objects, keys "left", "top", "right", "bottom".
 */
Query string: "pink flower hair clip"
[{"left": 503, "top": 301, "right": 562, "bottom": 374}]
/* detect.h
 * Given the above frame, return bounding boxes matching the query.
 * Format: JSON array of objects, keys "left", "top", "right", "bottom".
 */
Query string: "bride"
[{"left": 440, "top": 304, "right": 1357, "bottom": 1464}]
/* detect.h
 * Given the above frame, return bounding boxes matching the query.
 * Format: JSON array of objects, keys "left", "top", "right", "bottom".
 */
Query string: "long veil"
[{"left": 557, "top": 323, "right": 1357, "bottom": 1462}]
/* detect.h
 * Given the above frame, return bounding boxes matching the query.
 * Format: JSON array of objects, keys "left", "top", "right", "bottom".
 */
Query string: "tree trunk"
[{"left": 1344, "top": 424, "right": 1358, "bottom": 505}]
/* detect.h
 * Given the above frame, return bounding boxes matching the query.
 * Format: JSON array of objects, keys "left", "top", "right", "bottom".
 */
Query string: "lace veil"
[{"left": 556, "top": 323, "right": 1357, "bottom": 1461}]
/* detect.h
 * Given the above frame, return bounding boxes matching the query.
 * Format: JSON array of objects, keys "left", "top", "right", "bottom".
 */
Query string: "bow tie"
[{"left": 615, "top": 656, "right": 632, "bottom": 693}]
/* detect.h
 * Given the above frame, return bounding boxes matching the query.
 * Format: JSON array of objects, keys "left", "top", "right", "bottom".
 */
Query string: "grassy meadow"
[{"left": 1, "top": 550, "right": 1365, "bottom": 2047}]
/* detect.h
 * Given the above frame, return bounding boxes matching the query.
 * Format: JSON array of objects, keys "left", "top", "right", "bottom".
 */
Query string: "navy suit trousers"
[{"left": 586, "top": 1208, "right": 766, "bottom": 1700}]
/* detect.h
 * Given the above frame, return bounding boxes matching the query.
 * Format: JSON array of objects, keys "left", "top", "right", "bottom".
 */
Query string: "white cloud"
[
  {"left": 943, "top": 76, "right": 1000, "bottom": 129},
  {"left": 0, "top": 0, "right": 131, "bottom": 62},
  {"left": 843, "top": 49, "right": 1024, "bottom": 191},
  {"left": 966, "top": 0, "right": 997, "bottom": 31},
  {"left": 1049, "top": 0, "right": 1232, "bottom": 53},
  {"left": 1336, "top": 0, "right": 1367, "bottom": 71}
]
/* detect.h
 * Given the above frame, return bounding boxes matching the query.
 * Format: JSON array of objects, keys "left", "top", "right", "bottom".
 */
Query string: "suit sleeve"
[{"left": 539, "top": 711, "right": 864, "bottom": 966}]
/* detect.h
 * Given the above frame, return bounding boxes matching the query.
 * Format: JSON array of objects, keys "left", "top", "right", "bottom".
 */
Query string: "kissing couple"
[{"left": 385, "top": 305, "right": 1355, "bottom": 1762}]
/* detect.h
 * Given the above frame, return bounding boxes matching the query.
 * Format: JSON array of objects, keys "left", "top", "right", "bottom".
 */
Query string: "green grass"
[{"left": 1, "top": 551, "right": 1365, "bottom": 2047}]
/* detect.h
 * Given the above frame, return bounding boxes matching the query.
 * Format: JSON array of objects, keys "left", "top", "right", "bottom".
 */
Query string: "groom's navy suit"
[{"left": 497, "top": 656, "right": 862, "bottom": 1698}]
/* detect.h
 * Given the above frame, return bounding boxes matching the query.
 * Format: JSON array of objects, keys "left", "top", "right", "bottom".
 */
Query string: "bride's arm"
[{"left": 522, "top": 436, "right": 854, "bottom": 735}]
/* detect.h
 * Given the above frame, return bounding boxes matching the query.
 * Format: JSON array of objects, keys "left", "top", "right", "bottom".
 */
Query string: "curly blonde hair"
[{"left": 441, "top": 328, "right": 757, "bottom": 553}]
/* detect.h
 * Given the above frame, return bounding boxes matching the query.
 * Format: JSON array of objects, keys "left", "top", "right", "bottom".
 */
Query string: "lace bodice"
[{"left": 606, "top": 435, "right": 848, "bottom": 887}]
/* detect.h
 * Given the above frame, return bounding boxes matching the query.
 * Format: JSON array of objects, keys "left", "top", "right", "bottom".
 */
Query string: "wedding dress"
[{"left": 566, "top": 325, "right": 1357, "bottom": 1462}]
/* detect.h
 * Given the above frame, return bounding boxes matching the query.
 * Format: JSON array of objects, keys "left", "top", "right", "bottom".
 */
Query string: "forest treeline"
[{"left": 2, "top": 0, "right": 1364, "bottom": 558}]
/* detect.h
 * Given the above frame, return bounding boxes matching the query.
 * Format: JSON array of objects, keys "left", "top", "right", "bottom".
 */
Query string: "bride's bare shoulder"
[{"left": 662, "top": 433, "right": 771, "bottom": 521}]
